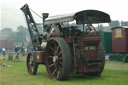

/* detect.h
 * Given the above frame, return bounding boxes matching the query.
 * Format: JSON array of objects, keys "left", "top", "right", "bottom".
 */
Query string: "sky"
[{"left": 0, "top": 0, "right": 128, "bottom": 31}]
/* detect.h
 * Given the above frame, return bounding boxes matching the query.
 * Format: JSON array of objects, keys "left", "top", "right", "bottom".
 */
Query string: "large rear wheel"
[
  {"left": 97, "top": 43, "right": 105, "bottom": 75},
  {"left": 46, "top": 38, "right": 72, "bottom": 80}
]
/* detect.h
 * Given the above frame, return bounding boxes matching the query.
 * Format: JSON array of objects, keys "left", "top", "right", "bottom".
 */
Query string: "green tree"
[
  {"left": 0, "top": 28, "right": 15, "bottom": 40},
  {"left": 109, "top": 20, "right": 120, "bottom": 28},
  {"left": 1, "top": 28, "right": 13, "bottom": 32},
  {"left": 16, "top": 25, "right": 29, "bottom": 43},
  {"left": 121, "top": 21, "right": 128, "bottom": 26}
]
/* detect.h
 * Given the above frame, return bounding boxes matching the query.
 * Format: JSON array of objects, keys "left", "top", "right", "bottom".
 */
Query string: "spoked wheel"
[
  {"left": 46, "top": 38, "right": 72, "bottom": 80},
  {"left": 27, "top": 52, "right": 38, "bottom": 75}
]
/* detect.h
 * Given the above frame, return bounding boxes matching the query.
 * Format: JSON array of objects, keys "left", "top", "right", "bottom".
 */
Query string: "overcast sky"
[{"left": 1, "top": 0, "right": 128, "bottom": 30}]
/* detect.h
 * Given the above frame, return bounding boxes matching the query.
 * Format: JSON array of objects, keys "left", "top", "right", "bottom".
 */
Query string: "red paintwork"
[{"left": 112, "top": 27, "right": 128, "bottom": 53}]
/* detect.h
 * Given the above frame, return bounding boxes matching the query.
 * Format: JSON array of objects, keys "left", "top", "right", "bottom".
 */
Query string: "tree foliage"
[
  {"left": 0, "top": 28, "right": 15, "bottom": 40},
  {"left": 109, "top": 20, "right": 120, "bottom": 28},
  {"left": 0, "top": 26, "right": 30, "bottom": 45},
  {"left": 16, "top": 25, "right": 30, "bottom": 43},
  {"left": 121, "top": 21, "right": 128, "bottom": 26},
  {"left": 1, "top": 28, "right": 13, "bottom": 32}
]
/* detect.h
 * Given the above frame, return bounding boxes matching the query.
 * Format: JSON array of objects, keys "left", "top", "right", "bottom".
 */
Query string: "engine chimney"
[{"left": 42, "top": 13, "right": 49, "bottom": 23}]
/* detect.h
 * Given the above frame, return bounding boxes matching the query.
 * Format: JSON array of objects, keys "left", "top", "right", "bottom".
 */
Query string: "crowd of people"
[{"left": 0, "top": 46, "right": 28, "bottom": 61}]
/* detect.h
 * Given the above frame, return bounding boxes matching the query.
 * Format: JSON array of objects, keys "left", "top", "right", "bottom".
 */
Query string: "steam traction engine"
[{"left": 21, "top": 4, "right": 111, "bottom": 80}]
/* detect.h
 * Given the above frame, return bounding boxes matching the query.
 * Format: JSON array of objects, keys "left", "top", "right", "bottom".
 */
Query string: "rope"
[{"left": 30, "top": 8, "right": 42, "bottom": 18}]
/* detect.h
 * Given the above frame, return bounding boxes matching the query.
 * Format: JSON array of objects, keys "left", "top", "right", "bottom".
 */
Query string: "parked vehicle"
[{"left": 21, "top": 4, "right": 111, "bottom": 80}]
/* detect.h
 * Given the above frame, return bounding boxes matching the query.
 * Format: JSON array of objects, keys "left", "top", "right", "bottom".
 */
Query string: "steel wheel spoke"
[
  {"left": 50, "top": 47, "right": 55, "bottom": 53},
  {"left": 30, "top": 57, "right": 32, "bottom": 62},
  {"left": 53, "top": 41, "right": 57, "bottom": 48},
  {"left": 58, "top": 57, "right": 63, "bottom": 60},
  {"left": 56, "top": 67, "right": 62, "bottom": 78},
  {"left": 57, "top": 70, "right": 60, "bottom": 78},
  {"left": 29, "top": 61, "right": 31, "bottom": 65},
  {"left": 52, "top": 68, "right": 57, "bottom": 76},
  {"left": 57, "top": 51, "right": 62, "bottom": 57},
  {"left": 49, "top": 63, "right": 55, "bottom": 68},
  {"left": 58, "top": 61, "right": 63, "bottom": 65},
  {"left": 55, "top": 45, "right": 59, "bottom": 54}
]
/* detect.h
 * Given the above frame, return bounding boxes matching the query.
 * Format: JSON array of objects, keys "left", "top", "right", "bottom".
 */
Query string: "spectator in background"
[
  {"left": 2, "top": 48, "right": 6, "bottom": 57},
  {"left": 15, "top": 46, "right": 19, "bottom": 53},
  {"left": 0, "top": 48, "right": 2, "bottom": 55},
  {"left": 14, "top": 46, "right": 20, "bottom": 61},
  {"left": 25, "top": 47, "right": 27, "bottom": 54},
  {"left": 21, "top": 47, "right": 25, "bottom": 56}
]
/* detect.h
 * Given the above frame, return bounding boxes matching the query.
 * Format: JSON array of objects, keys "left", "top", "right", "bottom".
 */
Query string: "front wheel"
[
  {"left": 26, "top": 52, "right": 38, "bottom": 75},
  {"left": 46, "top": 38, "right": 72, "bottom": 80}
]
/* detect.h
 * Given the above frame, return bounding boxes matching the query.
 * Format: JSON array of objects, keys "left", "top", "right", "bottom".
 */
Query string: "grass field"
[{"left": 0, "top": 57, "right": 128, "bottom": 85}]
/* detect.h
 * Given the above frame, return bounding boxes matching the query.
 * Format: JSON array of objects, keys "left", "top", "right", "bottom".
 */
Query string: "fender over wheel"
[{"left": 46, "top": 37, "right": 72, "bottom": 80}]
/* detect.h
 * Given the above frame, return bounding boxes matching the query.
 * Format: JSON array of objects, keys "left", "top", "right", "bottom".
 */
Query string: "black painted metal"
[{"left": 20, "top": 4, "right": 42, "bottom": 51}]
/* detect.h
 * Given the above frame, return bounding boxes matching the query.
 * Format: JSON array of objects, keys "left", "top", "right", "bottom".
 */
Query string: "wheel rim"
[
  {"left": 46, "top": 40, "right": 63, "bottom": 79},
  {"left": 98, "top": 43, "right": 105, "bottom": 74},
  {"left": 27, "top": 53, "right": 38, "bottom": 75},
  {"left": 28, "top": 54, "right": 34, "bottom": 72}
]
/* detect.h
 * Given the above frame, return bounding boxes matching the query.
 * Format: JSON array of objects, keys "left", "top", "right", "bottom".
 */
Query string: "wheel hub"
[
  {"left": 53, "top": 55, "right": 58, "bottom": 63},
  {"left": 29, "top": 61, "right": 34, "bottom": 66}
]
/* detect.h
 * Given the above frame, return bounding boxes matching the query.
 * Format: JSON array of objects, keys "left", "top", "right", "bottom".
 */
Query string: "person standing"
[
  {"left": 14, "top": 46, "right": 19, "bottom": 61},
  {"left": 2, "top": 48, "right": 6, "bottom": 57},
  {"left": 21, "top": 47, "right": 25, "bottom": 56},
  {"left": 0, "top": 48, "right": 2, "bottom": 56}
]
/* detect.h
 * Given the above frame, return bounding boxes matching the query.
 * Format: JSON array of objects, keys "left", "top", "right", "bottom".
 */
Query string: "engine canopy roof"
[{"left": 44, "top": 10, "right": 111, "bottom": 25}]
